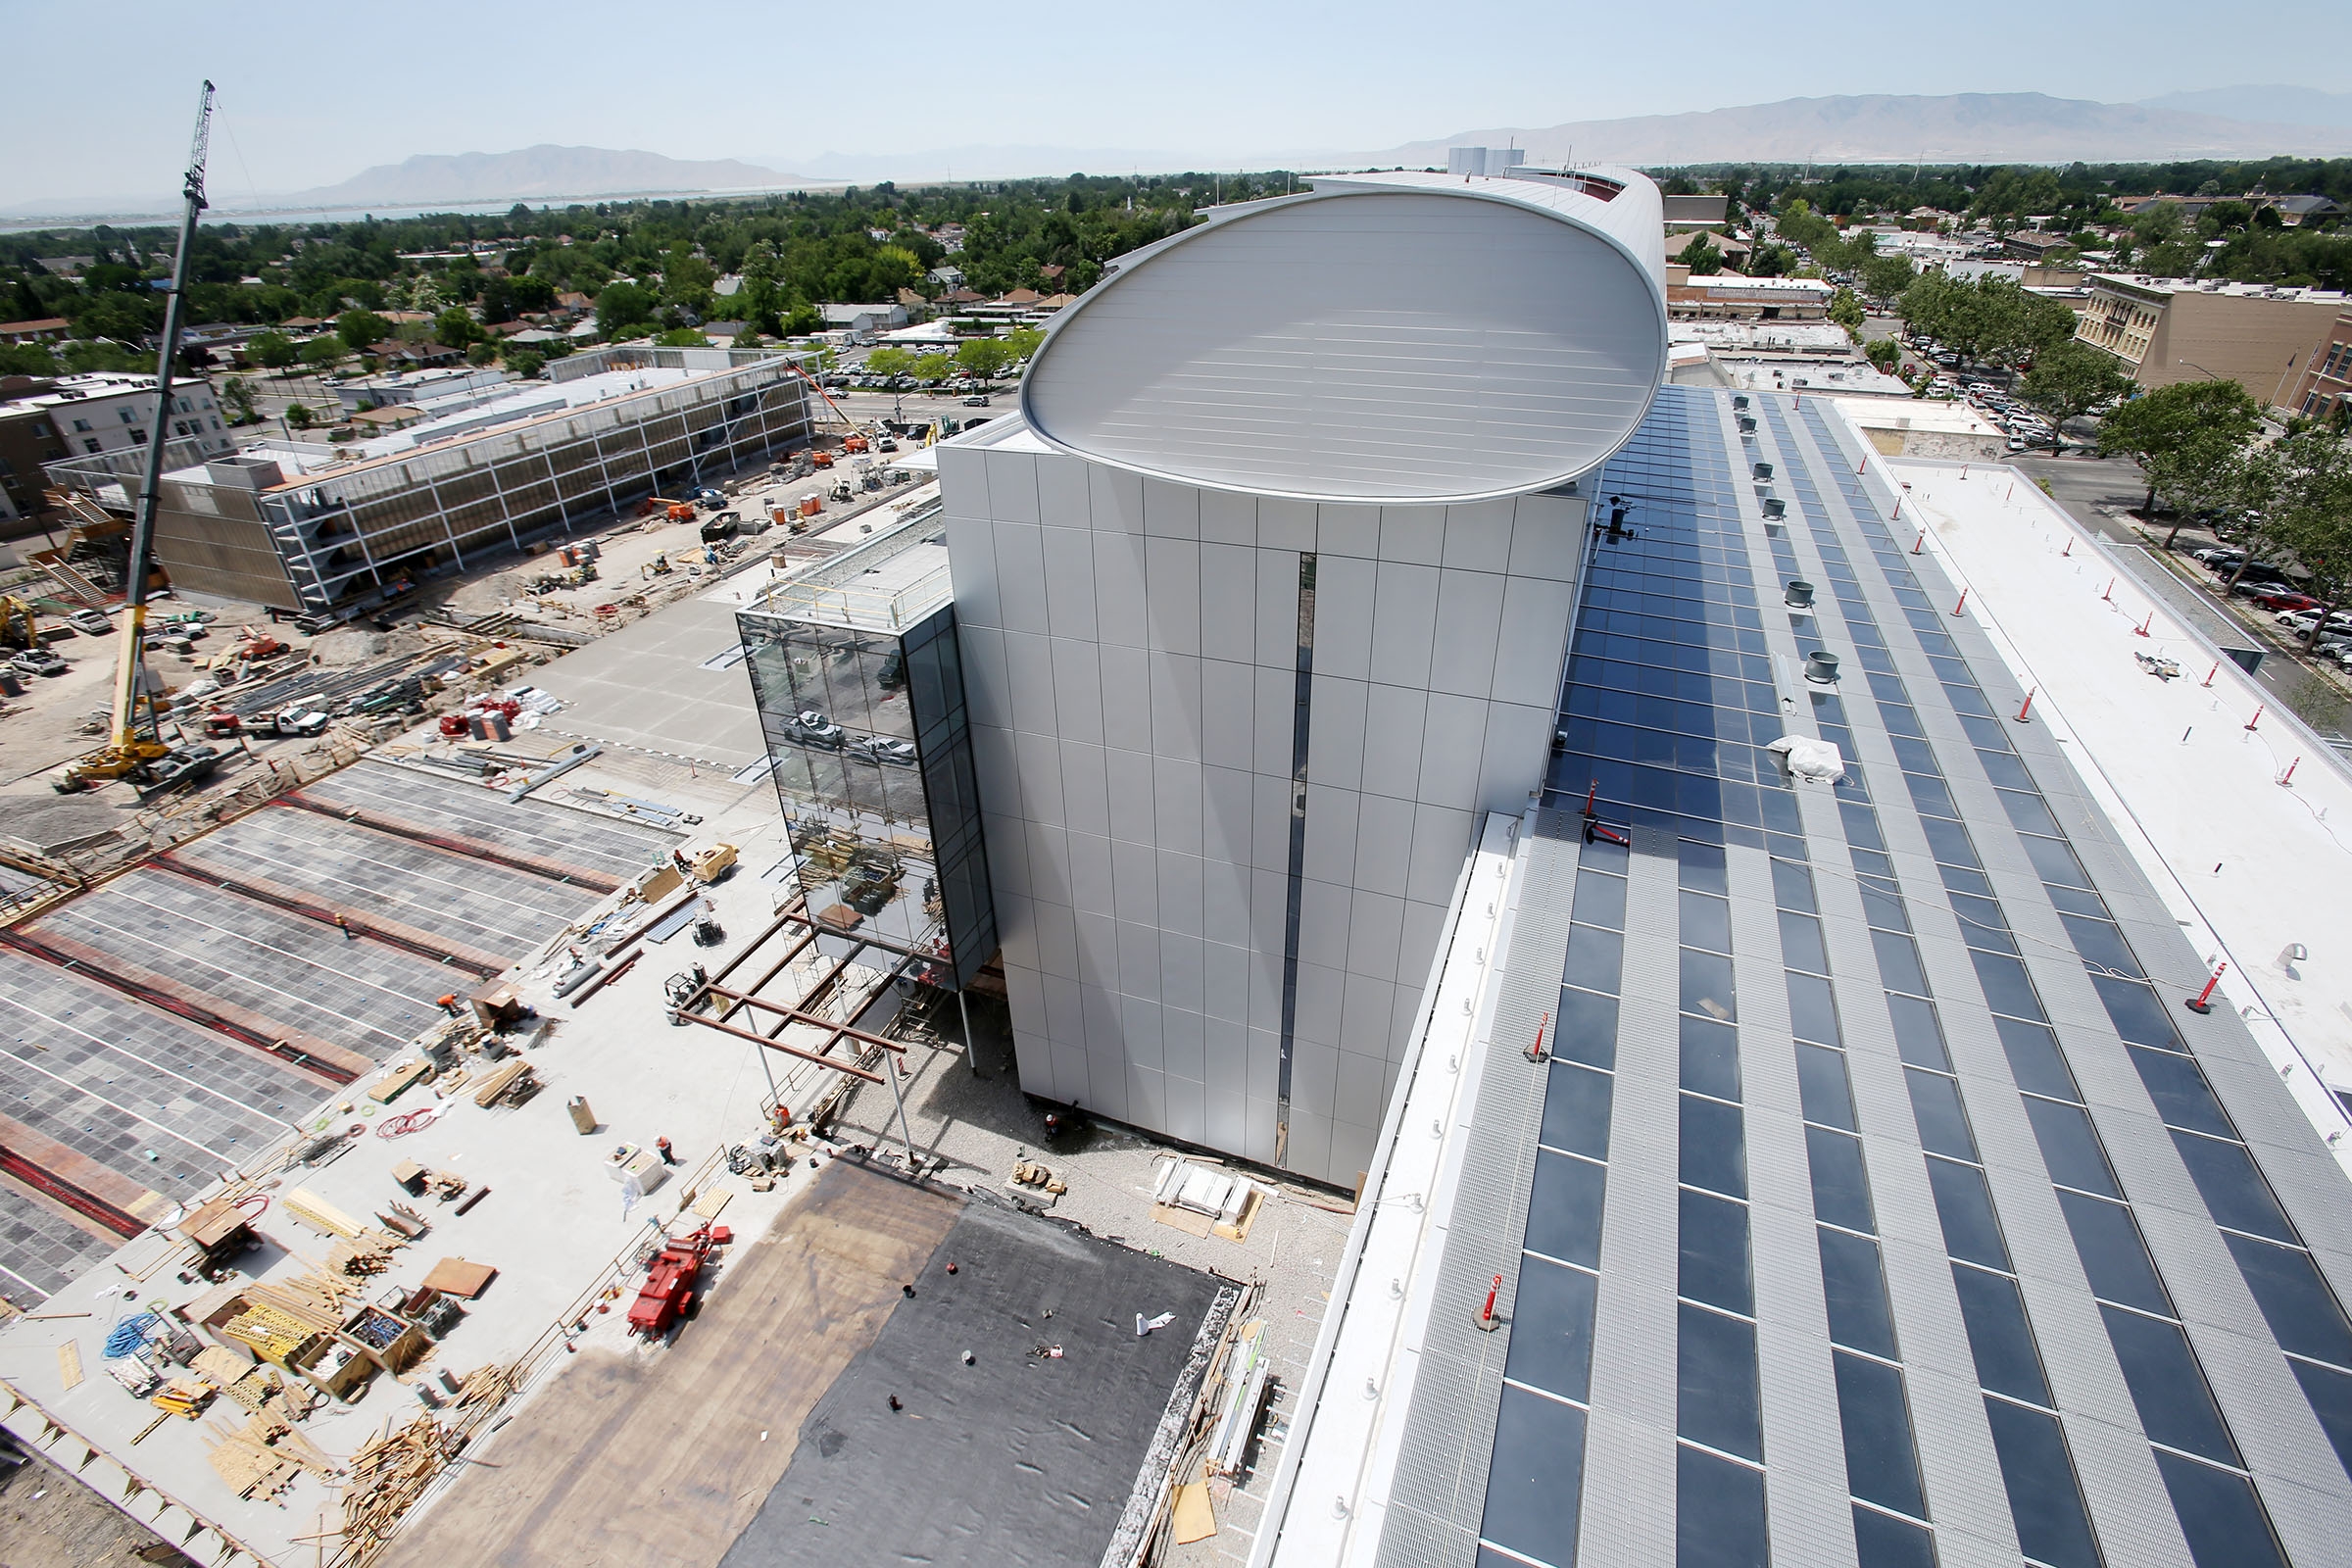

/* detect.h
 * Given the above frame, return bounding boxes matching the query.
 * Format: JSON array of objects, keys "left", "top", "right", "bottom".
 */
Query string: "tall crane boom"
[
  {"left": 109, "top": 80, "right": 212, "bottom": 753},
  {"left": 56, "top": 80, "right": 212, "bottom": 794}
]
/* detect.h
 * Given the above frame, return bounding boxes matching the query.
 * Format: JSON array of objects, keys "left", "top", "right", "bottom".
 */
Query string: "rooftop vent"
[
  {"left": 1762, "top": 498, "right": 1787, "bottom": 519},
  {"left": 1804, "top": 651, "right": 1840, "bottom": 684},
  {"left": 1753, "top": 462, "right": 1774, "bottom": 480},
  {"left": 1786, "top": 580, "right": 1815, "bottom": 609}
]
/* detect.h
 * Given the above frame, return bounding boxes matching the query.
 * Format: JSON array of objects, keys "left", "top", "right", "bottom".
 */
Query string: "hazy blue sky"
[{"left": 9, "top": 0, "right": 2351, "bottom": 203}]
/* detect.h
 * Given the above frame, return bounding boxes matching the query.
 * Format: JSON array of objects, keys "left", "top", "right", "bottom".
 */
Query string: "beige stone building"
[{"left": 2075, "top": 273, "right": 2346, "bottom": 410}]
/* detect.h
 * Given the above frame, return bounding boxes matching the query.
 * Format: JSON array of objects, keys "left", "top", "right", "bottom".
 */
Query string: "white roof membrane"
[{"left": 1020, "top": 172, "right": 1668, "bottom": 505}]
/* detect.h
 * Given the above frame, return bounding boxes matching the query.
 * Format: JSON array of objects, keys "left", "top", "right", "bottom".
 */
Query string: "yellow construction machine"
[
  {"left": 0, "top": 595, "right": 40, "bottom": 652},
  {"left": 53, "top": 83, "right": 214, "bottom": 795}
]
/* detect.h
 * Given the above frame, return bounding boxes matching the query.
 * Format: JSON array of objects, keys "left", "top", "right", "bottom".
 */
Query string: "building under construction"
[{"left": 40, "top": 347, "right": 815, "bottom": 612}]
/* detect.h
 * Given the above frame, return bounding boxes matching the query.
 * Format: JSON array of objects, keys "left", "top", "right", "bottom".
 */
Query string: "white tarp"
[{"left": 1767, "top": 734, "right": 1847, "bottom": 784}]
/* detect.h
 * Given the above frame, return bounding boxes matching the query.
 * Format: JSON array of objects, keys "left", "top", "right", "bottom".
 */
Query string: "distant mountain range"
[
  {"left": 1361, "top": 92, "right": 2352, "bottom": 171},
  {"left": 2137, "top": 85, "right": 2352, "bottom": 130},
  {"left": 753, "top": 145, "right": 1214, "bottom": 185},
  {"left": 8, "top": 88, "right": 2351, "bottom": 225},
  {"left": 279, "top": 145, "right": 811, "bottom": 205}
]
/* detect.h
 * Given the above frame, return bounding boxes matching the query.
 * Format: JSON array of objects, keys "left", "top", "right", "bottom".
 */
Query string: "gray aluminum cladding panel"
[{"left": 1018, "top": 174, "right": 1668, "bottom": 506}]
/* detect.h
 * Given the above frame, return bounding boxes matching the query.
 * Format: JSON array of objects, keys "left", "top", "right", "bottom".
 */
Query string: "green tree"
[
  {"left": 507, "top": 275, "right": 558, "bottom": 315},
  {"left": 1864, "top": 338, "right": 1902, "bottom": 372},
  {"left": 1858, "top": 251, "right": 1916, "bottom": 304},
  {"left": 955, "top": 336, "right": 1013, "bottom": 381},
  {"left": 2146, "top": 429, "right": 2257, "bottom": 550},
  {"left": 248, "top": 330, "right": 299, "bottom": 369},
  {"left": 504, "top": 349, "right": 545, "bottom": 379},
  {"left": 863, "top": 346, "right": 913, "bottom": 378},
  {"left": 466, "top": 342, "right": 499, "bottom": 366},
  {"left": 911, "top": 352, "right": 954, "bottom": 383},
  {"left": 336, "top": 310, "right": 391, "bottom": 354},
  {"left": 655, "top": 326, "right": 710, "bottom": 347},
  {"left": 1680, "top": 233, "right": 1726, "bottom": 275},
  {"left": 285, "top": 402, "right": 314, "bottom": 430},
  {"left": 58, "top": 340, "right": 149, "bottom": 373},
  {"left": 2096, "top": 379, "right": 2265, "bottom": 516},
  {"left": 2018, "top": 340, "right": 2132, "bottom": 453},
  {"left": 1774, "top": 197, "right": 1839, "bottom": 254},
  {"left": 595, "top": 281, "right": 658, "bottom": 339},
  {"left": 1828, "top": 286, "right": 1866, "bottom": 342},
  {"left": 0, "top": 342, "right": 56, "bottom": 375},
  {"left": 220, "top": 376, "right": 258, "bottom": 424},
  {"left": 433, "top": 307, "right": 480, "bottom": 349},
  {"left": 1004, "top": 327, "right": 1044, "bottom": 364},
  {"left": 1744, "top": 243, "right": 1797, "bottom": 277},
  {"left": 2259, "top": 426, "right": 2352, "bottom": 651},
  {"left": 299, "top": 335, "right": 345, "bottom": 368}
]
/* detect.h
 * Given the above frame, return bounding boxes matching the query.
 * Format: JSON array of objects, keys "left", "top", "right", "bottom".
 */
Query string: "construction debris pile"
[{"left": 333, "top": 1362, "right": 519, "bottom": 1556}]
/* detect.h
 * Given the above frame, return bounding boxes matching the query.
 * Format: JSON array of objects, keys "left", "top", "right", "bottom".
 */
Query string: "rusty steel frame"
[
  {"left": 669, "top": 1007, "right": 885, "bottom": 1084},
  {"left": 699, "top": 982, "right": 906, "bottom": 1055}
]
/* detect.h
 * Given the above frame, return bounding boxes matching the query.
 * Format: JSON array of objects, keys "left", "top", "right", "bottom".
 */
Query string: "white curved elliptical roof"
[{"left": 1016, "top": 168, "right": 1669, "bottom": 506}]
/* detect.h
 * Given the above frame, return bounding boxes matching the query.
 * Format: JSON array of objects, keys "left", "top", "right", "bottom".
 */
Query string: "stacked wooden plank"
[
  {"left": 339, "top": 1413, "right": 464, "bottom": 1554},
  {"left": 282, "top": 1188, "right": 369, "bottom": 1240},
  {"left": 204, "top": 1409, "right": 336, "bottom": 1500}
]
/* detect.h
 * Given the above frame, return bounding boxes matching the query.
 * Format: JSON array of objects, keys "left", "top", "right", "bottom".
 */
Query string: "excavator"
[{"left": 53, "top": 82, "right": 216, "bottom": 796}]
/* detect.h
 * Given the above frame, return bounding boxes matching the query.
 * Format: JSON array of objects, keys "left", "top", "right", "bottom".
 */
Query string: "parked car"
[
  {"left": 10, "top": 647, "right": 67, "bottom": 677},
  {"left": 961, "top": 394, "right": 991, "bottom": 407},
  {"left": 2277, "top": 610, "right": 2352, "bottom": 636},
  {"left": 789, "top": 710, "right": 843, "bottom": 747},
  {"left": 67, "top": 608, "right": 113, "bottom": 635},
  {"left": 2253, "top": 590, "right": 2319, "bottom": 612},
  {"left": 138, "top": 744, "right": 222, "bottom": 795},
  {"left": 852, "top": 735, "right": 919, "bottom": 766}
]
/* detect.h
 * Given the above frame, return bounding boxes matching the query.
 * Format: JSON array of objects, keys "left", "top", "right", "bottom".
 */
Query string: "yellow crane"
[{"left": 54, "top": 81, "right": 213, "bottom": 794}]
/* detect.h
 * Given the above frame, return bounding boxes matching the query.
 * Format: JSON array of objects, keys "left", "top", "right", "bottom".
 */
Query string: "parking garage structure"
[
  {"left": 0, "top": 759, "right": 681, "bottom": 1307},
  {"left": 42, "top": 348, "right": 816, "bottom": 612}
]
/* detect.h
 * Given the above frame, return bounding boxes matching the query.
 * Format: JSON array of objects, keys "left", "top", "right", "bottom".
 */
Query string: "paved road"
[{"left": 2008, "top": 452, "right": 2352, "bottom": 746}]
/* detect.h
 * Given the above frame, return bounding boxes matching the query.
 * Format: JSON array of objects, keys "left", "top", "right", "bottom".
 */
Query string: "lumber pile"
[
  {"left": 190, "top": 1348, "right": 316, "bottom": 1419},
  {"left": 470, "top": 1057, "right": 535, "bottom": 1108},
  {"left": 446, "top": 1361, "right": 519, "bottom": 1411},
  {"left": 326, "top": 1236, "right": 399, "bottom": 1278},
  {"left": 204, "top": 1409, "right": 337, "bottom": 1500},
  {"left": 282, "top": 1188, "right": 368, "bottom": 1240},
  {"left": 339, "top": 1414, "right": 465, "bottom": 1554}
]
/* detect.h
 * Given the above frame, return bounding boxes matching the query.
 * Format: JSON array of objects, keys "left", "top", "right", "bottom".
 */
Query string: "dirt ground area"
[
  {"left": 0, "top": 589, "right": 313, "bottom": 796},
  {"left": 374, "top": 1160, "right": 960, "bottom": 1568},
  {"left": 0, "top": 1439, "right": 185, "bottom": 1568}
]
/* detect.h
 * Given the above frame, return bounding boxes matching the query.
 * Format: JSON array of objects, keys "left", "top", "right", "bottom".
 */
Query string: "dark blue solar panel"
[
  {"left": 1676, "top": 1444, "right": 1769, "bottom": 1568},
  {"left": 1983, "top": 1398, "right": 2101, "bottom": 1568},
  {"left": 1480, "top": 1387, "right": 1589, "bottom": 1565},
  {"left": 1503, "top": 1254, "right": 1599, "bottom": 1405}
]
